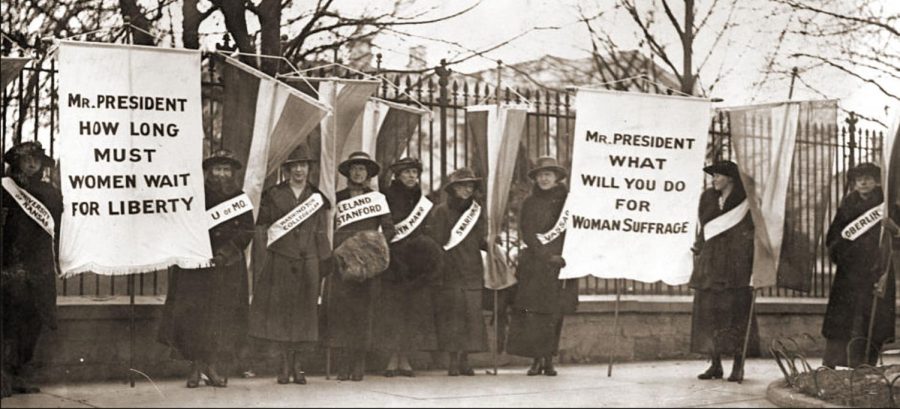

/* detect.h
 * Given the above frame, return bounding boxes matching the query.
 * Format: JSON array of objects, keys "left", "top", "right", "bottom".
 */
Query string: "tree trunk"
[
  {"left": 119, "top": 0, "right": 155, "bottom": 45},
  {"left": 257, "top": 0, "right": 282, "bottom": 75},
  {"left": 219, "top": 0, "right": 255, "bottom": 60},
  {"left": 681, "top": 0, "right": 695, "bottom": 95},
  {"left": 182, "top": 0, "right": 200, "bottom": 49}
]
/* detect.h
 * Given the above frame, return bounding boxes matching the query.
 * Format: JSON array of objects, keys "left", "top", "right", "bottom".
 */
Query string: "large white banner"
[
  {"left": 57, "top": 41, "right": 212, "bottom": 277},
  {"left": 559, "top": 89, "right": 710, "bottom": 284}
]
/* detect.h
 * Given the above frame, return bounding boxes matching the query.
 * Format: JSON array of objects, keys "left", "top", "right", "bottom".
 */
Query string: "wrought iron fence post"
[
  {"left": 436, "top": 59, "right": 451, "bottom": 182},
  {"left": 845, "top": 111, "right": 858, "bottom": 168}
]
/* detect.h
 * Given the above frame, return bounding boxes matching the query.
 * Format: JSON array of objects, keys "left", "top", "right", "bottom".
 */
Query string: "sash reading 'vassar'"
[
  {"left": 207, "top": 193, "right": 253, "bottom": 229},
  {"left": 335, "top": 191, "right": 390, "bottom": 230},
  {"left": 267, "top": 193, "right": 325, "bottom": 247},
  {"left": 702, "top": 199, "right": 749, "bottom": 242},
  {"left": 841, "top": 203, "right": 883, "bottom": 241},
  {"left": 443, "top": 200, "right": 481, "bottom": 251},
  {"left": 390, "top": 195, "right": 433, "bottom": 243},
  {"left": 536, "top": 209, "right": 569, "bottom": 245},
  {"left": 2, "top": 177, "right": 55, "bottom": 237}
]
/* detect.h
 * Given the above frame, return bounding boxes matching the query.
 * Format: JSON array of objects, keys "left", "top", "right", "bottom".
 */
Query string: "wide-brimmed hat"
[
  {"left": 390, "top": 157, "right": 423, "bottom": 174},
  {"left": 527, "top": 155, "right": 568, "bottom": 181},
  {"left": 3, "top": 141, "right": 54, "bottom": 168},
  {"left": 703, "top": 160, "right": 741, "bottom": 180},
  {"left": 338, "top": 151, "right": 380, "bottom": 178},
  {"left": 202, "top": 149, "right": 242, "bottom": 171},
  {"left": 443, "top": 167, "right": 482, "bottom": 193},
  {"left": 847, "top": 162, "right": 881, "bottom": 182},
  {"left": 283, "top": 144, "right": 317, "bottom": 166}
]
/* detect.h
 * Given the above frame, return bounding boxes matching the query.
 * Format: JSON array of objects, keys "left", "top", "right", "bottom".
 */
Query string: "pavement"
[{"left": 0, "top": 358, "right": 793, "bottom": 408}]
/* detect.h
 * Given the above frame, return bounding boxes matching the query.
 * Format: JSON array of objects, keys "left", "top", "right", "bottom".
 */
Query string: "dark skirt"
[
  {"left": 324, "top": 277, "right": 375, "bottom": 349},
  {"left": 690, "top": 287, "right": 760, "bottom": 357},
  {"left": 248, "top": 253, "right": 320, "bottom": 344},
  {"left": 434, "top": 287, "right": 487, "bottom": 352},
  {"left": 2, "top": 277, "right": 49, "bottom": 371},
  {"left": 371, "top": 277, "right": 438, "bottom": 352},
  {"left": 506, "top": 310, "right": 563, "bottom": 358}
]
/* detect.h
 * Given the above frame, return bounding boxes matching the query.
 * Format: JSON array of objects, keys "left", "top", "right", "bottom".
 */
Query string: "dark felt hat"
[
  {"left": 3, "top": 141, "right": 54, "bottom": 168},
  {"left": 338, "top": 151, "right": 380, "bottom": 178},
  {"left": 443, "top": 167, "right": 482, "bottom": 193},
  {"left": 847, "top": 162, "right": 881, "bottom": 182},
  {"left": 202, "top": 149, "right": 242, "bottom": 170},
  {"left": 283, "top": 144, "right": 317, "bottom": 166},
  {"left": 390, "top": 157, "right": 423, "bottom": 174},
  {"left": 527, "top": 155, "right": 568, "bottom": 181},
  {"left": 703, "top": 160, "right": 741, "bottom": 180}
]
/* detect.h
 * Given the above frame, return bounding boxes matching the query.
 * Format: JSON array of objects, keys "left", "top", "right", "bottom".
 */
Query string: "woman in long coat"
[
  {"left": 371, "top": 157, "right": 440, "bottom": 377},
  {"left": 325, "top": 152, "right": 396, "bottom": 381},
  {"left": 427, "top": 167, "right": 488, "bottom": 376},
  {"left": 248, "top": 146, "right": 331, "bottom": 385},
  {"left": 689, "top": 160, "right": 759, "bottom": 383},
  {"left": 160, "top": 150, "right": 254, "bottom": 388},
  {"left": 506, "top": 156, "right": 579, "bottom": 376},
  {"left": 822, "top": 162, "right": 896, "bottom": 368}
]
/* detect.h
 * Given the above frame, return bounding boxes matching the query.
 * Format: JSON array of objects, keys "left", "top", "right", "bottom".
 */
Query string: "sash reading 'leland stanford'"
[
  {"left": 2, "top": 177, "right": 55, "bottom": 237},
  {"left": 207, "top": 193, "right": 253, "bottom": 229},
  {"left": 703, "top": 199, "right": 750, "bottom": 242},
  {"left": 536, "top": 209, "right": 569, "bottom": 245},
  {"left": 841, "top": 203, "right": 883, "bottom": 241},
  {"left": 267, "top": 193, "right": 325, "bottom": 247},
  {"left": 443, "top": 200, "right": 481, "bottom": 251},
  {"left": 335, "top": 191, "right": 390, "bottom": 230},
  {"left": 391, "top": 195, "right": 433, "bottom": 243}
]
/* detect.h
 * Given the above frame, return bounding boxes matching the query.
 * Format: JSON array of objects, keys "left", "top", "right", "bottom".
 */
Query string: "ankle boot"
[
  {"left": 728, "top": 355, "right": 744, "bottom": 382},
  {"left": 698, "top": 356, "right": 723, "bottom": 380},
  {"left": 543, "top": 355, "right": 557, "bottom": 376},
  {"left": 350, "top": 350, "right": 366, "bottom": 381},
  {"left": 204, "top": 363, "right": 228, "bottom": 387},
  {"left": 186, "top": 362, "right": 201, "bottom": 388},
  {"left": 458, "top": 352, "right": 474, "bottom": 376},
  {"left": 527, "top": 358, "right": 543, "bottom": 376},
  {"left": 448, "top": 352, "right": 460, "bottom": 376},
  {"left": 336, "top": 350, "right": 351, "bottom": 381},
  {"left": 277, "top": 352, "right": 291, "bottom": 384},
  {"left": 291, "top": 351, "right": 307, "bottom": 385}
]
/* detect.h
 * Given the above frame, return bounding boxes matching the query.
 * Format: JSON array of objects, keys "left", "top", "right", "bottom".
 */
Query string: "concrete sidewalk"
[{"left": 1, "top": 358, "right": 793, "bottom": 408}]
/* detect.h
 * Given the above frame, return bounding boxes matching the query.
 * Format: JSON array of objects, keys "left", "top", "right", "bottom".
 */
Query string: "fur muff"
[
  {"left": 334, "top": 230, "right": 390, "bottom": 282},
  {"left": 396, "top": 234, "right": 443, "bottom": 280}
]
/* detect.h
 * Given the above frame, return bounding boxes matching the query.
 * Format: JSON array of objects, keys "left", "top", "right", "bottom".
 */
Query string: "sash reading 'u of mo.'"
[
  {"left": 2, "top": 177, "right": 55, "bottom": 237},
  {"left": 335, "top": 191, "right": 390, "bottom": 230},
  {"left": 391, "top": 195, "right": 433, "bottom": 243},
  {"left": 536, "top": 209, "right": 569, "bottom": 245},
  {"left": 267, "top": 193, "right": 325, "bottom": 247},
  {"left": 841, "top": 203, "right": 884, "bottom": 241},
  {"left": 207, "top": 193, "right": 253, "bottom": 228},
  {"left": 703, "top": 199, "right": 749, "bottom": 241},
  {"left": 443, "top": 201, "right": 481, "bottom": 251}
]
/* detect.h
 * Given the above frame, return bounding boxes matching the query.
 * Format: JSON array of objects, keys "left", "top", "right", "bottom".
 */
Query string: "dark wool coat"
[
  {"left": 1, "top": 174, "right": 62, "bottom": 371},
  {"left": 507, "top": 184, "right": 579, "bottom": 359},
  {"left": 249, "top": 182, "right": 331, "bottom": 344},
  {"left": 159, "top": 186, "right": 254, "bottom": 363},
  {"left": 324, "top": 186, "right": 396, "bottom": 350},
  {"left": 371, "top": 180, "right": 439, "bottom": 352},
  {"left": 427, "top": 195, "right": 488, "bottom": 352},
  {"left": 822, "top": 189, "right": 895, "bottom": 357}
]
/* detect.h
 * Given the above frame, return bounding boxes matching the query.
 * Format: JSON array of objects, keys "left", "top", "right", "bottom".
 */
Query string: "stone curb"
[{"left": 766, "top": 378, "right": 847, "bottom": 408}]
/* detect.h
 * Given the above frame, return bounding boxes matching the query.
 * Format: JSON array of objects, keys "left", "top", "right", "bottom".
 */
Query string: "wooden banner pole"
[{"left": 607, "top": 279, "right": 621, "bottom": 377}]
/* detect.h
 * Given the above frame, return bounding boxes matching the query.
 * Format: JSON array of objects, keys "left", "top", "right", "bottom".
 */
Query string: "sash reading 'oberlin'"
[
  {"left": 536, "top": 209, "right": 569, "bottom": 245},
  {"left": 703, "top": 199, "right": 749, "bottom": 242},
  {"left": 2, "top": 177, "right": 54, "bottom": 237},
  {"left": 443, "top": 201, "right": 481, "bottom": 251},
  {"left": 267, "top": 193, "right": 325, "bottom": 247},
  {"left": 391, "top": 195, "right": 433, "bottom": 243},
  {"left": 841, "top": 203, "right": 883, "bottom": 241},
  {"left": 335, "top": 191, "right": 390, "bottom": 230},
  {"left": 207, "top": 193, "right": 253, "bottom": 229}
]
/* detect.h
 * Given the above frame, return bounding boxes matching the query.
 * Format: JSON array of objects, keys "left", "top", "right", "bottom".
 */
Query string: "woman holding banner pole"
[{"left": 689, "top": 160, "right": 759, "bottom": 383}]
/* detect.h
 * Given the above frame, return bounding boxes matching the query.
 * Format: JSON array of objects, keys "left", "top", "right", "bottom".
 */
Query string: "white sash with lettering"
[
  {"left": 391, "top": 195, "right": 433, "bottom": 243},
  {"left": 841, "top": 203, "right": 883, "bottom": 241},
  {"left": 703, "top": 199, "right": 749, "bottom": 241},
  {"left": 443, "top": 201, "right": 481, "bottom": 251},
  {"left": 335, "top": 191, "right": 390, "bottom": 230},
  {"left": 536, "top": 209, "right": 569, "bottom": 245},
  {"left": 207, "top": 193, "right": 253, "bottom": 229},
  {"left": 267, "top": 193, "right": 325, "bottom": 247},
  {"left": 2, "top": 177, "right": 54, "bottom": 237}
]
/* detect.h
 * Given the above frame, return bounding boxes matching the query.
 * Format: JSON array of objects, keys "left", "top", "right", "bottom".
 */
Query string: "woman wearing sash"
[
  {"left": 160, "top": 149, "right": 253, "bottom": 388},
  {"left": 372, "top": 157, "right": 441, "bottom": 377},
  {"left": 427, "top": 167, "right": 488, "bottom": 376},
  {"left": 821, "top": 162, "right": 896, "bottom": 368},
  {"left": 1, "top": 141, "right": 62, "bottom": 398},
  {"left": 506, "top": 156, "right": 579, "bottom": 376},
  {"left": 248, "top": 146, "right": 331, "bottom": 385},
  {"left": 325, "top": 152, "right": 396, "bottom": 381},
  {"left": 690, "top": 160, "right": 759, "bottom": 383}
]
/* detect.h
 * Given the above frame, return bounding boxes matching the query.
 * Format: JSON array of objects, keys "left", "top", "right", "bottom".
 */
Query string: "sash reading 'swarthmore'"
[
  {"left": 2, "top": 177, "right": 55, "bottom": 237},
  {"left": 703, "top": 199, "right": 749, "bottom": 241},
  {"left": 391, "top": 195, "right": 433, "bottom": 243},
  {"left": 536, "top": 209, "right": 569, "bottom": 245},
  {"left": 841, "top": 203, "right": 883, "bottom": 241},
  {"left": 443, "top": 201, "right": 481, "bottom": 251},
  {"left": 267, "top": 193, "right": 325, "bottom": 247},
  {"left": 335, "top": 191, "right": 390, "bottom": 230},
  {"left": 207, "top": 193, "right": 253, "bottom": 229}
]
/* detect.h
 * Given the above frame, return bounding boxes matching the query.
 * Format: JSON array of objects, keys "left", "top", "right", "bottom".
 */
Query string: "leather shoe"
[
  {"left": 697, "top": 364, "right": 723, "bottom": 380},
  {"left": 336, "top": 372, "right": 350, "bottom": 381},
  {"left": 383, "top": 369, "right": 396, "bottom": 378},
  {"left": 397, "top": 369, "right": 415, "bottom": 378},
  {"left": 448, "top": 367, "right": 460, "bottom": 376},
  {"left": 459, "top": 366, "right": 475, "bottom": 376},
  {"left": 203, "top": 364, "right": 228, "bottom": 387},
  {"left": 186, "top": 365, "right": 201, "bottom": 388},
  {"left": 727, "top": 368, "right": 744, "bottom": 382},
  {"left": 293, "top": 372, "right": 307, "bottom": 385},
  {"left": 527, "top": 359, "right": 543, "bottom": 376}
]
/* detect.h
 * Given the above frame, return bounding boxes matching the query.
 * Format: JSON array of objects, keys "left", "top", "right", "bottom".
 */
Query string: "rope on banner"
[{"left": 214, "top": 50, "right": 322, "bottom": 99}]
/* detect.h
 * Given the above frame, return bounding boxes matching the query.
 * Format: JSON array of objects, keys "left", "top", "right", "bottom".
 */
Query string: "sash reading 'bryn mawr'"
[
  {"left": 207, "top": 193, "right": 253, "bottom": 229},
  {"left": 391, "top": 195, "right": 433, "bottom": 243},
  {"left": 703, "top": 199, "right": 749, "bottom": 242},
  {"left": 335, "top": 191, "right": 390, "bottom": 230},
  {"left": 267, "top": 193, "right": 325, "bottom": 247},
  {"left": 2, "top": 177, "right": 55, "bottom": 237},
  {"left": 536, "top": 209, "right": 569, "bottom": 245},
  {"left": 841, "top": 203, "right": 883, "bottom": 241},
  {"left": 443, "top": 201, "right": 481, "bottom": 251}
]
